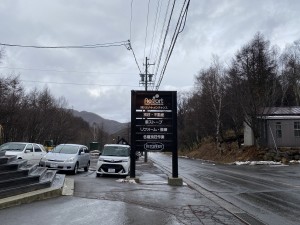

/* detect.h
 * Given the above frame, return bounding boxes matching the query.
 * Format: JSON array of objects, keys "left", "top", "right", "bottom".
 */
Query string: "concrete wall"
[
  {"left": 244, "top": 122, "right": 254, "bottom": 146},
  {"left": 267, "top": 120, "right": 300, "bottom": 147}
]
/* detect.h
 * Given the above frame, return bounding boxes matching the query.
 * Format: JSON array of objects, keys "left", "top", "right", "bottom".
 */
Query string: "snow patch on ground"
[
  {"left": 289, "top": 160, "right": 300, "bottom": 164},
  {"left": 234, "top": 161, "right": 282, "bottom": 166},
  {"left": 179, "top": 155, "right": 216, "bottom": 165},
  {"left": 116, "top": 179, "right": 137, "bottom": 184}
]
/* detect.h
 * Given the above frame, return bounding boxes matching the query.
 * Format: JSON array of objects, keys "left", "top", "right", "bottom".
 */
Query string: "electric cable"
[
  {"left": 0, "top": 66, "right": 132, "bottom": 75},
  {"left": 151, "top": 0, "right": 172, "bottom": 81},
  {"left": 143, "top": 0, "right": 151, "bottom": 61},
  {"left": 178, "top": 0, "right": 189, "bottom": 34},
  {"left": 149, "top": 0, "right": 162, "bottom": 59},
  {"left": 0, "top": 41, "right": 129, "bottom": 49},
  {"left": 152, "top": 0, "right": 176, "bottom": 89},
  {"left": 155, "top": 0, "right": 190, "bottom": 90},
  {"left": 153, "top": 0, "right": 172, "bottom": 64},
  {"left": 128, "top": 40, "right": 142, "bottom": 73},
  {"left": 130, "top": 0, "right": 134, "bottom": 41},
  {"left": 20, "top": 79, "right": 139, "bottom": 87}
]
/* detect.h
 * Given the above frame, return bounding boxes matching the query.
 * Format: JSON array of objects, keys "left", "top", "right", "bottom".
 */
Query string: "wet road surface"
[
  {"left": 0, "top": 159, "right": 245, "bottom": 225},
  {"left": 150, "top": 152, "right": 300, "bottom": 225}
]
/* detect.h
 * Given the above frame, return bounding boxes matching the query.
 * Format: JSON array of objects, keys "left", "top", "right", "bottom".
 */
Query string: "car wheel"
[
  {"left": 96, "top": 173, "right": 100, "bottom": 177},
  {"left": 84, "top": 161, "right": 90, "bottom": 172},
  {"left": 72, "top": 162, "right": 79, "bottom": 175}
]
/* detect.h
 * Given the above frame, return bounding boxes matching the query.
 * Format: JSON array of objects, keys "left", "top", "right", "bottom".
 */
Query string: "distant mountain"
[{"left": 71, "top": 110, "right": 129, "bottom": 135}]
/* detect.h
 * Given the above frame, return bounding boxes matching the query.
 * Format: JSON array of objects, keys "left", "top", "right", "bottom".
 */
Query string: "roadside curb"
[{"left": 62, "top": 178, "right": 74, "bottom": 196}]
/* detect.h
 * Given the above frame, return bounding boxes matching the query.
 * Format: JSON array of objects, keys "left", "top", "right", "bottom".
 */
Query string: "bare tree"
[
  {"left": 195, "top": 56, "right": 226, "bottom": 149},
  {"left": 229, "top": 33, "right": 279, "bottom": 146},
  {"left": 0, "top": 76, "right": 24, "bottom": 142},
  {"left": 223, "top": 67, "right": 245, "bottom": 148},
  {"left": 177, "top": 91, "right": 198, "bottom": 150},
  {"left": 279, "top": 40, "right": 300, "bottom": 105}
]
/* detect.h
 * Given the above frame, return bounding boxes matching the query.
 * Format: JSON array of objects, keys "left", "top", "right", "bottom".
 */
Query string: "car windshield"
[
  {"left": 0, "top": 143, "right": 26, "bottom": 152},
  {"left": 52, "top": 145, "right": 79, "bottom": 154},
  {"left": 102, "top": 146, "right": 130, "bottom": 157}
]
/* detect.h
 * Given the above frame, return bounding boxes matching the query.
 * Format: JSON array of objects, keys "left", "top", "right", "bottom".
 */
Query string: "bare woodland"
[
  {"left": 0, "top": 48, "right": 109, "bottom": 146},
  {"left": 178, "top": 33, "right": 300, "bottom": 151}
]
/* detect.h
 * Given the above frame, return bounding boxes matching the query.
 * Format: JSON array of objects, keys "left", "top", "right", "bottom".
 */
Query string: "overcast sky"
[{"left": 1, "top": 0, "right": 300, "bottom": 123}]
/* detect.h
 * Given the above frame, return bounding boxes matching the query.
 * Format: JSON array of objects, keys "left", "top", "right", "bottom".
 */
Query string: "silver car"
[{"left": 39, "top": 144, "right": 90, "bottom": 174}]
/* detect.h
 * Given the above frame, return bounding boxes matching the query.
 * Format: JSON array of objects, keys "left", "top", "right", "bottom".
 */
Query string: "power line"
[
  {"left": 128, "top": 1, "right": 142, "bottom": 74},
  {"left": 0, "top": 66, "right": 133, "bottom": 75},
  {"left": 149, "top": 0, "right": 162, "bottom": 59},
  {"left": 20, "top": 79, "right": 139, "bottom": 87},
  {"left": 152, "top": 0, "right": 172, "bottom": 69},
  {"left": 130, "top": 0, "right": 134, "bottom": 41},
  {"left": 0, "top": 40, "right": 129, "bottom": 49},
  {"left": 143, "top": 0, "right": 151, "bottom": 60},
  {"left": 128, "top": 40, "right": 142, "bottom": 73},
  {"left": 152, "top": 0, "right": 176, "bottom": 89},
  {"left": 155, "top": 0, "right": 190, "bottom": 90},
  {"left": 178, "top": 0, "right": 189, "bottom": 34}
]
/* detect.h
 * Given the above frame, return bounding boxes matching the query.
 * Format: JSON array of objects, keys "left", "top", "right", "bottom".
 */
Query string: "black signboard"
[
  {"left": 130, "top": 90, "right": 178, "bottom": 178},
  {"left": 131, "top": 91, "right": 177, "bottom": 153}
]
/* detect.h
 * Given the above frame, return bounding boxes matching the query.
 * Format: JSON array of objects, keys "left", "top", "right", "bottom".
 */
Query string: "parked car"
[
  {"left": 96, "top": 144, "right": 131, "bottom": 177},
  {"left": 1, "top": 142, "right": 47, "bottom": 164},
  {"left": 39, "top": 144, "right": 90, "bottom": 175}
]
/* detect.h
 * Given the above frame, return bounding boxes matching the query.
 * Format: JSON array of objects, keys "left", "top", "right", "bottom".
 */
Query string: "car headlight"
[
  {"left": 65, "top": 157, "right": 75, "bottom": 162},
  {"left": 98, "top": 158, "right": 104, "bottom": 161},
  {"left": 121, "top": 159, "right": 129, "bottom": 162}
]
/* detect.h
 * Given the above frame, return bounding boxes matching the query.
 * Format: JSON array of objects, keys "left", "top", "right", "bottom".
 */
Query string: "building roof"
[
  {"left": 261, "top": 107, "right": 300, "bottom": 116},
  {"left": 263, "top": 115, "right": 300, "bottom": 120}
]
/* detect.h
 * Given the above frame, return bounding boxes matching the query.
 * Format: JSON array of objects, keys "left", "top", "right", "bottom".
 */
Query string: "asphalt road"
[
  {"left": 0, "top": 157, "right": 245, "bottom": 225},
  {"left": 149, "top": 152, "right": 300, "bottom": 225}
]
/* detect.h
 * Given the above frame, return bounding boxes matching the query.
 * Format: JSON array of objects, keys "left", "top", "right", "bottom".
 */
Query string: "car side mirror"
[{"left": 25, "top": 150, "right": 31, "bottom": 153}]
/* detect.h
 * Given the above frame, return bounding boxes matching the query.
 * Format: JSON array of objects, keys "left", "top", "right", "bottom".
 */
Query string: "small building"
[{"left": 244, "top": 107, "right": 300, "bottom": 148}]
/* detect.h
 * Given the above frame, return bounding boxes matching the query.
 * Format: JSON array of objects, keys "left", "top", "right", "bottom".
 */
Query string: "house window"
[
  {"left": 276, "top": 122, "right": 282, "bottom": 138},
  {"left": 294, "top": 122, "right": 300, "bottom": 137}
]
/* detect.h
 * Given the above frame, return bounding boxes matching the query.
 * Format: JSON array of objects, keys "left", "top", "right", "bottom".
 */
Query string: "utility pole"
[
  {"left": 0, "top": 124, "right": 3, "bottom": 145},
  {"left": 93, "top": 122, "right": 96, "bottom": 141},
  {"left": 139, "top": 57, "right": 154, "bottom": 90},
  {"left": 139, "top": 57, "right": 154, "bottom": 162}
]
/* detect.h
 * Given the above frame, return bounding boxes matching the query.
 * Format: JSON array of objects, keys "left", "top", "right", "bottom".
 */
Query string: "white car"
[
  {"left": 96, "top": 144, "right": 131, "bottom": 177},
  {"left": 1, "top": 142, "right": 47, "bottom": 164}
]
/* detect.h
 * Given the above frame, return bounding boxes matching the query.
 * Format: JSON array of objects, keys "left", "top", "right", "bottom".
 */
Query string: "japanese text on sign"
[
  {"left": 144, "top": 142, "right": 164, "bottom": 151},
  {"left": 139, "top": 127, "right": 168, "bottom": 132},
  {"left": 143, "top": 135, "right": 165, "bottom": 140}
]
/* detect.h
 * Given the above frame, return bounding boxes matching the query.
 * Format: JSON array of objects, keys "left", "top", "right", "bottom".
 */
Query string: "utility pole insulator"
[{"left": 139, "top": 57, "right": 155, "bottom": 90}]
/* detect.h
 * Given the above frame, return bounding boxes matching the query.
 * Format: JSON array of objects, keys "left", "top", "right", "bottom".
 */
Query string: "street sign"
[
  {"left": 131, "top": 91, "right": 177, "bottom": 152},
  {"left": 130, "top": 90, "right": 178, "bottom": 178}
]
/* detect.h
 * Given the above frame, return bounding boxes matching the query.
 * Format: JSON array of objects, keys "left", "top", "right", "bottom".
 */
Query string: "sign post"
[{"left": 131, "top": 91, "right": 181, "bottom": 184}]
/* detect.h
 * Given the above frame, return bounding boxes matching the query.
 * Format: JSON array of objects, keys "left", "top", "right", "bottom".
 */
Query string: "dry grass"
[{"left": 179, "top": 141, "right": 264, "bottom": 164}]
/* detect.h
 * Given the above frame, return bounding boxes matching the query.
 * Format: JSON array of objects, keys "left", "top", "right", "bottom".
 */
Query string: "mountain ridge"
[{"left": 71, "top": 109, "right": 128, "bottom": 135}]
